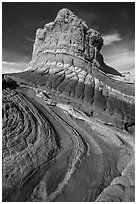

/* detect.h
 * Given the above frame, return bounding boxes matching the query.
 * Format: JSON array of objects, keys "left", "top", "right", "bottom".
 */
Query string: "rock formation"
[{"left": 2, "top": 8, "right": 135, "bottom": 202}]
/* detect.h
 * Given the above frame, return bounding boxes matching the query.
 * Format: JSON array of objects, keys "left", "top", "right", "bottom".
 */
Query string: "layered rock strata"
[
  {"left": 12, "top": 8, "right": 134, "bottom": 132},
  {"left": 2, "top": 85, "right": 87, "bottom": 201},
  {"left": 2, "top": 8, "right": 135, "bottom": 202}
]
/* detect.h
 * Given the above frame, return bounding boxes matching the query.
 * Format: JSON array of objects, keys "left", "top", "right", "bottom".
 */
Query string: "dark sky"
[{"left": 2, "top": 2, "right": 135, "bottom": 73}]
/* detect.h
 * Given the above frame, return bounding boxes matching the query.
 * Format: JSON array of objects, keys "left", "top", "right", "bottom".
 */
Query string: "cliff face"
[
  {"left": 30, "top": 8, "right": 103, "bottom": 69},
  {"left": 29, "top": 8, "right": 121, "bottom": 76},
  {"left": 12, "top": 9, "right": 134, "bottom": 132},
  {"left": 2, "top": 8, "right": 135, "bottom": 202}
]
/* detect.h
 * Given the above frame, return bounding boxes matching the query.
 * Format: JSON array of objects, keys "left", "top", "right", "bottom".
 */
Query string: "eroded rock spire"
[
  {"left": 29, "top": 8, "right": 103, "bottom": 71},
  {"left": 2, "top": 7, "right": 135, "bottom": 202}
]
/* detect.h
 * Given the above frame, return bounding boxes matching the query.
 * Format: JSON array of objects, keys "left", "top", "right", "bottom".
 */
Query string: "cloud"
[
  {"left": 2, "top": 61, "right": 17, "bottom": 66},
  {"left": 2, "top": 48, "right": 31, "bottom": 74},
  {"left": 24, "top": 36, "right": 35, "bottom": 42},
  {"left": 102, "top": 33, "right": 122, "bottom": 46},
  {"left": 2, "top": 61, "right": 28, "bottom": 74},
  {"left": 23, "top": 23, "right": 40, "bottom": 28},
  {"left": 102, "top": 48, "right": 135, "bottom": 73},
  {"left": 23, "top": 21, "right": 46, "bottom": 30},
  {"left": 101, "top": 34, "right": 135, "bottom": 73},
  {"left": 3, "top": 48, "right": 30, "bottom": 63}
]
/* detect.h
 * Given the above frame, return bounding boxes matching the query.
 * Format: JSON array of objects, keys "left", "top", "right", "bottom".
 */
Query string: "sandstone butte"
[{"left": 2, "top": 8, "right": 135, "bottom": 202}]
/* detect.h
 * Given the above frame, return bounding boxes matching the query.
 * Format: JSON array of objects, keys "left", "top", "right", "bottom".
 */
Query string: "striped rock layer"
[
  {"left": 13, "top": 8, "right": 134, "bottom": 131},
  {"left": 2, "top": 8, "right": 135, "bottom": 202}
]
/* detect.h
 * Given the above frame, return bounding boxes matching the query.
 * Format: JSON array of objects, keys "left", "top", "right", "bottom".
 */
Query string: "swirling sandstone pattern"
[
  {"left": 2, "top": 9, "right": 135, "bottom": 202},
  {"left": 13, "top": 9, "right": 134, "bottom": 131},
  {"left": 2, "top": 88, "right": 58, "bottom": 200}
]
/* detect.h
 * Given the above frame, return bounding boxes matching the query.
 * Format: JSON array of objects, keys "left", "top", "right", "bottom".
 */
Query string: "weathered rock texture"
[
  {"left": 12, "top": 8, "right": 134, "bottom": 132},
  {"left": 2, "top": 8, "right": 135, "bottom": 202}
]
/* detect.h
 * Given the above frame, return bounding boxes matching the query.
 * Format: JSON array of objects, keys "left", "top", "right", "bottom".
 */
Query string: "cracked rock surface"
[{"left": 2, "top": 8, "right": 135, "bottom": 202}]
